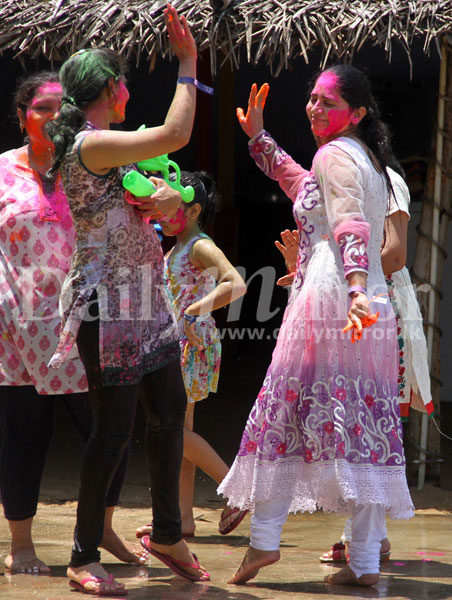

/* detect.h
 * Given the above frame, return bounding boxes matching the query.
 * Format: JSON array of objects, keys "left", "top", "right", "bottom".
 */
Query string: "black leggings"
[
  {"left": 0, "top": 386, "right": 129, "bottom": 521},
  {"left": 71, "top": 317, "right": 187, "bottom": 567}
]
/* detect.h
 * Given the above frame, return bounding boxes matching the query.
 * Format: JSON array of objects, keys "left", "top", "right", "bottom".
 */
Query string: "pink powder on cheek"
[
  {"left": 23, "top": 114, "right": 47, "bottom": 145},
  {"left": 319, "top": 107, "right": 353, "bottom": 136},
  {"left": 168, "top": 207, "right": 187, "bottom": 234}
]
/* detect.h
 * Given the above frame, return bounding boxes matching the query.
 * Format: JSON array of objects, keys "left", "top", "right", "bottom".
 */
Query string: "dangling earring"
[{"left": 20, "top": 123, "right": 24, "bottom": 133}]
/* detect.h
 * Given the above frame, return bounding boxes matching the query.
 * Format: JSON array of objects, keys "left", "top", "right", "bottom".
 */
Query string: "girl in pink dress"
[{"left": 219, "top": 66, "right": 413, "bottom": 587}]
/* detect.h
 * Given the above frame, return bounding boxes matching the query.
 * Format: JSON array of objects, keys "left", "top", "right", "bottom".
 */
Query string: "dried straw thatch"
[{"left": 0, "top": 0, "right": 451, "bottom": 74}]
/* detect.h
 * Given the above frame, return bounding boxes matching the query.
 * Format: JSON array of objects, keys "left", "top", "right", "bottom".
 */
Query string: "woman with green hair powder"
[{"left": 47, "top": 4, "right": 210, "bottom": 594}]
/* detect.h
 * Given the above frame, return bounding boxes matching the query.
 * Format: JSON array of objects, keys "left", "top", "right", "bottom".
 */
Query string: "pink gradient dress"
[{"left": 219, "top": 132, "right": 414, "bottom": 520}]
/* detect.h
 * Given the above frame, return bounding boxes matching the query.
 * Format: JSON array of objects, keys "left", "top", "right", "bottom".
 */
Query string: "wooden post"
[{"left": 410, "top": 35, "right": 452, "bottom": 487}]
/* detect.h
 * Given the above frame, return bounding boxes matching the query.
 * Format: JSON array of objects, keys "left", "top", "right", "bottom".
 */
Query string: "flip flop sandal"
[
  {"left": 69, "top": 573, "right": 127, "bottom": 596},
  {"left": 140, "top": 536, "right": 210, "bottom": 582},
  {"left": 218, "top": 507, "right": 249, "bottom": 535},
  {"left": 319, "top": 541, "right": 347, "bottom": 563}
]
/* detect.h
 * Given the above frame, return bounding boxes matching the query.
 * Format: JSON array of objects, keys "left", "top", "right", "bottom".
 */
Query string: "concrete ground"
[{"left": 1, "top": 505, "right": 452, "bottom": 599}]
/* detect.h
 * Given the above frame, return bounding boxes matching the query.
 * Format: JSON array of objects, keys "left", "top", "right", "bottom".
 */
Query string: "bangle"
[
  {"left": 348, "top": 285, "right": 367, "bottom": 297},
  {"left": 183, "top": 312, "right": 197, "bottom": 325},
  {"left": 177, "top": 77, "right": 214, "bottom": 95}
]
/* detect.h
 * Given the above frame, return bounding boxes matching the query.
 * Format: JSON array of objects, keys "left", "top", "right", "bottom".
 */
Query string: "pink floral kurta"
[
  {"left": 165, "top": 233, "right": 221, "bottom": 403},
  {"left": 219, "top": 132, "right": 414, "bottom": 520},
  {"left": 0, "top": 148, "right": 87, "bottom": 394},
  {"left": 49, "top": 126, "right": 179, "bottom": 386}
]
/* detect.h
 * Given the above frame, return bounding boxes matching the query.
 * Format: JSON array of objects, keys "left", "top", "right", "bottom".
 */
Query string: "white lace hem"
[{"left": 218, "top": 455, "right": 414, "bottom": 520}]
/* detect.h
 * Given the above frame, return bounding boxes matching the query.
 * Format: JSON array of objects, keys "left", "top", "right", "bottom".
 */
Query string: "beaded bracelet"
[{"left": 177, "top": 76, "right": 214, "bottom": 95}]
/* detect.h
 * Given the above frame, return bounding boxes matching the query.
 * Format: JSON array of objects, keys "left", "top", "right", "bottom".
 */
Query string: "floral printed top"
[
  {"left": 0, "top": 147, "right": 87, "bottom": 393},
  {"left": 49, "top": 125, "right": 179, "bottom": 386},
  {"left": 164, "top": 233, "right": 221, "bottom": 402}
]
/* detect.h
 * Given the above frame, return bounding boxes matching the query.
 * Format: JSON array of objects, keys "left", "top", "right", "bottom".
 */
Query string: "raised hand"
[
  {"left": 275, "top": 229, "right": 299, "bottom": 273},
  {"left": 164, "top": 4, "right": 197, "bottom": 62},
  {"left": 236, "top": 83, "right": 269, "bottom": 138}
]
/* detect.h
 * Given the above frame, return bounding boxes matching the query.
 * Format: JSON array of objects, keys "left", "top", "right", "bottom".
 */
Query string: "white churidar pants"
[{"left": 250, "top": 499, "right": 385, "bottom": 577}]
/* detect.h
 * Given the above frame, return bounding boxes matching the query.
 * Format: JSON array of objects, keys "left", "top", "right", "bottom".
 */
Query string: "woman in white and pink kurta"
[{"left": 219, "top": 66, "right": 413, "bottom": 587}]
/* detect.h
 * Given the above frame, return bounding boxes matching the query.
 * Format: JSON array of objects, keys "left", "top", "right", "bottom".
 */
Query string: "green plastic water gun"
[{"left": 122, "top": 125, "right": 195, "bottom": 203}]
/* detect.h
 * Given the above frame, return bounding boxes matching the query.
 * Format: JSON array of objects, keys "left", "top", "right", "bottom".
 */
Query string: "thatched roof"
[{"left": 1, "top": 0, "right": 451, "bottom": 75}]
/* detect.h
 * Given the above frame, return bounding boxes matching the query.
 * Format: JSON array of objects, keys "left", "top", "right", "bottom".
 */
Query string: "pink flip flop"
[
  {"left": 218, "top": 507, "right": 249, "bottom": 535},
  {"left": 140, "top": 536, "right": 210, "bottom": 582},
  {"left": 69, "top": 573, "right": 127, "bottom": 596}
]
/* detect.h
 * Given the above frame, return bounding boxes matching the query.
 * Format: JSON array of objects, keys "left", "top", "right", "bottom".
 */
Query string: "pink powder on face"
[
  {"left": 308, "top": 72, "right": 354, "bottom": 138},
  {"left": 168, "top": 207, "right": 187, "bottom": 234},
  {"left": 28, "top": 83, "right": 62, "bottom": 109},
  {"left": 319, "top": 107, "right": 353, "bottom": 137},
  {"left": 37, "top": 82, "right": 62, "bottom": 97},
  {"left": 25, "top": 83, "right": 62, "bottom": 148},
  {"left": 113, "top": 80, "right": 130, "bottom": 122}
]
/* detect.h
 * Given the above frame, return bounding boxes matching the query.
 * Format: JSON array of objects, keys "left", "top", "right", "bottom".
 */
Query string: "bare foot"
[
  {"left": 380, "top": 538, "right": 391, "bottom": 556},
  {"left": 136, "top": 523, "right": 194, "bottom": 539},
  {"left": 144, "top": 537, "right": 209, "bottom": 581},
  {"left": 228, "top": 546, "right": 280, "bottom": 585},
  {"left": 4, "top": 547, "right": 50, "bottom": 574},
  {"left": 136, "top": 524, "right": 152, "bottom": 538},
  {"left": 324, "top": 565, "right": 379, "bottom": 587},
  {"left": 101, "top": 528, "right": 146, "bottom": 564},
  {"left": 67, "top": 562, "right": 126, "bottom": 594}
]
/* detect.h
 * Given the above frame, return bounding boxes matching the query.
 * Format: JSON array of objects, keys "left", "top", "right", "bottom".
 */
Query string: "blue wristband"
[
  {"left": 177, "top": 77, "right": 214, "bottom": 95},
  {"left": 184, "top": 312, "right": 197, "bottom": 325}
]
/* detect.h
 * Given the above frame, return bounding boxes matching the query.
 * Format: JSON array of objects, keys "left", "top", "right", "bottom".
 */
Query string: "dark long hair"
[
  {"left": 47, "top": 48, "right": 126, "bottom": 174},
  {"left": 176, "top": 171, "right": 220, "bottom": 230}
]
